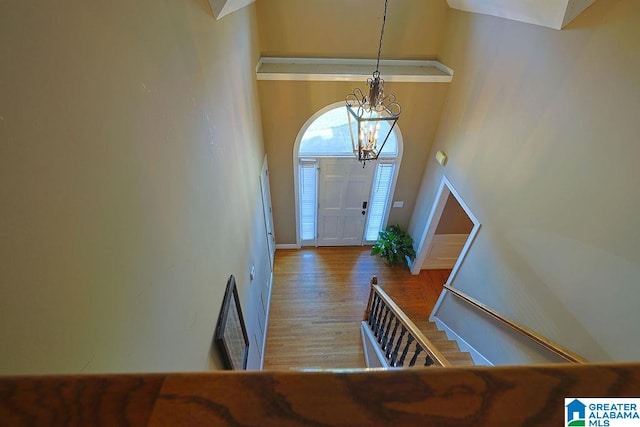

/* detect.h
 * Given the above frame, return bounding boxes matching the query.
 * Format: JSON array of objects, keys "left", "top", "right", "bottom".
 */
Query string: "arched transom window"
[{"left": 299, "top": 107, "right": 398, "bottom": 158}]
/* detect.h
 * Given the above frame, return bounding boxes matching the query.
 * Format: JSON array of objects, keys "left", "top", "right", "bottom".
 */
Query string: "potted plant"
[{"left": 371, "top": 225, "right": 416, "bottom": 268}]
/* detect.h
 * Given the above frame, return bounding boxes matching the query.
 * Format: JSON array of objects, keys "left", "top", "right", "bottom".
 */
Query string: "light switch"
[
  {"left": 436, "top": 150, "right": 447, "bottom": 166},
  {"left": 393, "top": 201, "right": 404, "bottom": 208}
]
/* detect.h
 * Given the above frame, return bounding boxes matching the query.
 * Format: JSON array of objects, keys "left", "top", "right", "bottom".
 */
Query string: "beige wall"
[
  {"left": 259, "top": 81, "right": 449, "bottom": 244},
  {"left": 0, "top": 1, "right": 267, "bottom": 373},
  {"left": 256, "top": 0, "right": 448, "bottom": 59},
  {"left": 411, "top": 0, "right": 640, "bottom": 361}
]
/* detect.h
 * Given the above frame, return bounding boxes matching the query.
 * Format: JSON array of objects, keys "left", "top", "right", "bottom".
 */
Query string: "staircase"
[
  {"left": 363, "top": 278, "right": 474, "bottom": 368},
  {"left": 411, "top": 318, "right": 474, "bottom": 366}
]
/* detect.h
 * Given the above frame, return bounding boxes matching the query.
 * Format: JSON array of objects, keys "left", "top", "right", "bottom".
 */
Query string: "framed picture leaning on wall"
[{"left": 213, "top": 275, "right": 249, "bottom": 370}]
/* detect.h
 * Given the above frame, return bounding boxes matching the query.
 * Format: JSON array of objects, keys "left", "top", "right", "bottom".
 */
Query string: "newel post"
[{"left": 363, "top": 276, "right": 378, "bottom": 321}]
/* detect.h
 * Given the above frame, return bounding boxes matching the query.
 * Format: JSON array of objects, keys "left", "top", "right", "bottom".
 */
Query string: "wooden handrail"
[
  {"left": 443, "top": 284, "right": 588, "bottom": 364},
  {"left": 2, "top": 364, "right": 640, "bottom": 425},
  {"left": 365, "top": 277, "right": 452, "bottom": 368}
]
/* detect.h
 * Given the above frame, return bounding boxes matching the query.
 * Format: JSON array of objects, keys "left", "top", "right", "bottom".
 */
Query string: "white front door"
[{"left": 317, "top": 158, "right": 374, "bottom": 246}]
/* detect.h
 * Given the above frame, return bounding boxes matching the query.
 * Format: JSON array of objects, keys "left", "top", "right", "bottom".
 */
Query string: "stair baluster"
[
  {"left": 370, "top": 294, "right": 382, "bottom": 332},
  {"left": 390, "top": 326, "right": 406, "bottom": 366},
  {"left": 367, "top": 293, "right": 379, "bottom": 327},
  {"left": 398, "top": 335, "right": 414, "bottom": 367},
  {"left": 381, "top": 312, "right": 395, "bottom": 351},
  {"left": 377, "top": 305, "right": 391, "bottom": 342},
  {"left": 409, "top": 344, "right": 422, "bottom": 367},
  {"left": 424, "top": 354, "right": 434, "bottom": 367},
  {"left": 385, "top": 318, "right": 400, "bottom": 358}
]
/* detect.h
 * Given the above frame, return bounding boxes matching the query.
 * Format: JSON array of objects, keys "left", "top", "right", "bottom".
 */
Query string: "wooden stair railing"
[
  {"left": 2, "top": 364, "right": 640, "bottom": 426},
  {"left": 443, "top": 284, "right": 588, "bottom": 363},
  {"left": 363, "top": 276, "right": 453, "bottom": 368}
]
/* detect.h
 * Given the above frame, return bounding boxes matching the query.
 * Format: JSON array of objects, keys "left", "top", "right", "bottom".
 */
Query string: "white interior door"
[
  {"left": 260, "top": 156, "right": 275, "bottom": 268},
  {"left": 317, "top": 158, "right": 374, "bottom": 246}
]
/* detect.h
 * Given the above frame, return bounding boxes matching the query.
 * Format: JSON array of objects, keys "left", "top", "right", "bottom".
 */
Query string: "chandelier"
[{"left": 346, "top": 0, "right": 401, "bottom": 164}]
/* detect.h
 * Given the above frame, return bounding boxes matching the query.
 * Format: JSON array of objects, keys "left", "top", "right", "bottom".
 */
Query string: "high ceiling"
[{"left": 215, "top": 0, "right": 597, "bottom": 30}]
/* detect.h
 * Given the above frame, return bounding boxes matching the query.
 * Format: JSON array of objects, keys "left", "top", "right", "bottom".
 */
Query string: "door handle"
[{"left": 362, "top": 201, "right": 368, "bottom": 209}]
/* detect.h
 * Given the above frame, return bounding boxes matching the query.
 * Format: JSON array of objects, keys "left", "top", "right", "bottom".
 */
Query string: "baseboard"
[
  {"left": 275, "top": 244, "right": 298, "bottom": 250},
  {"left": 407, "top": 256, "right": 417, "bottom": 275},
  {"left": 432, "top": 317, "right": 493, "bottom": 366}
]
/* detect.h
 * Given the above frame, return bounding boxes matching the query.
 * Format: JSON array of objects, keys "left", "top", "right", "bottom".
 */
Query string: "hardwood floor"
[{"left": 263, "top": 247, "right": 450, "bottom": 370}]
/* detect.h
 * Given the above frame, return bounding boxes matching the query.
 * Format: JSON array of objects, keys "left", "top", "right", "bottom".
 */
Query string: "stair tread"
[
  {"left": 405, "top": 315, "right": 475, "bottom": 367},
  {"left": 422, "top": 334, "right": 455, "bottom": 342},
  {"left": 427, "top": 341, "right": 460, "bottom": 351},
  {"left": 441, "top": 351, "right": 474, "bottom": 364}
]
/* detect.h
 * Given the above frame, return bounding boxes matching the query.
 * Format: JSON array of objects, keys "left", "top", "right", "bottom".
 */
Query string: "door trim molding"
[
  {"left": 259, "top": 271, "right": 273, "bottom": 370},
  {"left": 275, "top": 244, "right": 298, "bottom": 250},
  {"left": 260, "top": 155, "right": 276, "bottom": 268},
  {"left": 410, "top": 176, "right": 481, "bottom": 284}
]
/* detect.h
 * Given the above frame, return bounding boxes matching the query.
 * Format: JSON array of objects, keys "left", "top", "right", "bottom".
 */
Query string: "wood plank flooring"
[{"left": 264, "top": 247, "right": 450, "bottom": 370}]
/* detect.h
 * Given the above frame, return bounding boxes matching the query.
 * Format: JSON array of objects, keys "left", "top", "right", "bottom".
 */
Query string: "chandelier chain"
[
  {"left": 346, "top": 0, "right": 399, "bottom": 163},
  {"left": 375, "top": 0, "right": 389, "bottom": 73}
]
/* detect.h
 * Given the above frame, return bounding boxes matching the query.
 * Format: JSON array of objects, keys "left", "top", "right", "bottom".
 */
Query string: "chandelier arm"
[
  {"left": 378, "top": 94, "right": 401, "bottom": 116},
  {"left": 386, "top": 101, "right": 401, "bottom": 116}
]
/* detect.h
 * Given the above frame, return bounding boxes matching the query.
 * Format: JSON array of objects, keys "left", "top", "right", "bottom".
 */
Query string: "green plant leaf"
[{"left": 370, "top": 225, "right": 416, "bottom": 268}]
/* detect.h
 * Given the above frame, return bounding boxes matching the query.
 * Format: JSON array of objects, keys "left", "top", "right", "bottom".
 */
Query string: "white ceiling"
[{"left": 446, "top": 0, "right": 597, "bottom": 30}]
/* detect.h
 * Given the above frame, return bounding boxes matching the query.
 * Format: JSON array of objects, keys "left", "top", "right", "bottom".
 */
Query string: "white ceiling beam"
[
  {"left": 447, "top": 0, "right": 597, "bottom": 30},
  {"left": 208, "top": 0, "right": 255, "bottom": 20}
]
